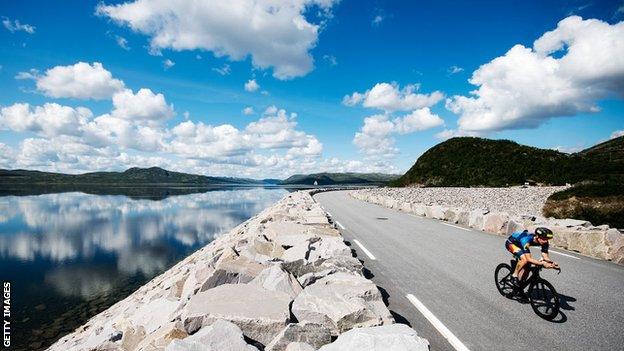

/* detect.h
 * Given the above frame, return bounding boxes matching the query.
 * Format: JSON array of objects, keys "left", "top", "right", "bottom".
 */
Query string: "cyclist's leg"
[{"left": 516, "top": 253, "right": 531, "bottom": 282}]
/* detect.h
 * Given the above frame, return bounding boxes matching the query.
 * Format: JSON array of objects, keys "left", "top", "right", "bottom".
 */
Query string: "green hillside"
[
  {"left": 0, "top": 166, "right": 260, "bottom": 186},
  {"left": 281, "top": 172, "right": 399, "bottom": 185},
  {"left": 392, "top": 136, "right": 624, "bottom": 187}
]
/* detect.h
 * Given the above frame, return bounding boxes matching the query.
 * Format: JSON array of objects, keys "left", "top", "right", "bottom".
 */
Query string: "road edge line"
[
  {"left": 550, "top": 250, "right": 580, "bottom": 259},
  {"left": 335, "top": 220, "right": 345, "bottom": 229},
  {"left": 406, "top": 293, "right": 470, "bottom": 351},
  {"left": 441, "top": 222, "right": 472, "bottom": 232},
  {"left": 353, "top": 239, "right": 376, "bottom": 260}
]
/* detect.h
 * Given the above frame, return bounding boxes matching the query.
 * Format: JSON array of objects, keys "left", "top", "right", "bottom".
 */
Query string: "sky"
[{"left": 0, "top": 0, "right": 623, "bottom": 178}]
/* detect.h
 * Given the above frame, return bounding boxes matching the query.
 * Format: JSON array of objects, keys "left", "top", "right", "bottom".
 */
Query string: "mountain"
[
  {"left": 0, "top": 166, "right": 261, "bottom": 186},
  {"left": 280, "top": 172, "right": 400, "bottom": 185},
  {"left": 392, "top": 136, "right": 624, "bottom": 187}
]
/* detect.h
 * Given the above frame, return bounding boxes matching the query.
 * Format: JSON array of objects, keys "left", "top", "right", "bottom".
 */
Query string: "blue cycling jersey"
[{"left": 507, "top": 230, "right": 549, "bottom": 254}]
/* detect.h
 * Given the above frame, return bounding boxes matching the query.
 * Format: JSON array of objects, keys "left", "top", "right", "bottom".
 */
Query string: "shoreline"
[{"left": 48, "top": 190, "right": 428, "bottom": 351}]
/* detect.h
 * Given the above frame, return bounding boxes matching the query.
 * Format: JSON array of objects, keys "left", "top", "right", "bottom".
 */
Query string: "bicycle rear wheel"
[
  {"left": 528, "top": 278, "right": 560, "bottom": 320},
  {"left": 494, "top": 263, "right": 514, "bottom": 297}
]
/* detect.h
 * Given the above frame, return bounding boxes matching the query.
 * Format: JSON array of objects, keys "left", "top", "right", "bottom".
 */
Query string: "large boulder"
[
  {"left": 265, "top": 323, "right": 332, "bottom": 351},
  {"left": 263, "top": 222, "right": 340, "bottom": 247},
  {"left": 281, "top": 237, "right": 351, "bottom": 266},
  {"left": 317, "top": 324, "right": 429, "bottom": 351},
  {"left": 250, "top": 264, "right": 303, "bottom": 299},
  {"left": 291, "top": 272, "right": 393, "bottom": 335},
  {"left": 181, "top": 284, "right": 291, "bottom": 346},
  {"left": 200, "top": 254, "right": 267, "bottom": 291},
  {"left": 166, "top": 319, "right": 258, "bottom": 351},
  {"left": 483, "top": 212, "right": 509, "bottom": 235}
]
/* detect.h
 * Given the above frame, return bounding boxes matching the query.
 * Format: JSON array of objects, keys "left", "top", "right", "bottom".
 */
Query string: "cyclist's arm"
[{"left": 521, "top": 252, "right": 545, "bottom": 266}]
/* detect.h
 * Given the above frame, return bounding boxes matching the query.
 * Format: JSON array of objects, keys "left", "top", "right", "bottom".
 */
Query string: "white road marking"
[
  {"left": 353, "top": 239, "right": 376, "bottom": 260},
  {"left": 550, "top": 250, "right": 580, "bottom": 260},
  {"left": 406, "top": 294, "right": 470, "bottom": 351},
  {"left": 335, "top": 221, "right": 345, "bottom": 229},
  {"left": 441, "top": 222, "right": 471, "bottom": 232}
]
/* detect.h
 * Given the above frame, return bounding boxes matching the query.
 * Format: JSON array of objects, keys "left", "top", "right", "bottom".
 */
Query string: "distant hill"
[
  {"left": 280, "top": 172, "right": 399, "bottom": 185},
  {"left": 0, "top": 167, "right": 261, "bottom": 186},
  {"left": 392, "top": 136, "right": 624, "bottom": 187}
]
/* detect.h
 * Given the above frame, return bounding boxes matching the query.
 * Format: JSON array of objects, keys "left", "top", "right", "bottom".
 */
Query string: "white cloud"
[
  {"left": 244, "top": 79, "right": 260, "bottom": 92},
  {"left": 323, "top": 54, "right": 337, "bottom": 66},
  {"left": 611, "top": 129, "right": 624, "bottom": 139},
  {"left": 448, "top": 65, "right": 463, "bottom": 74},
  {"left": 20, "top": 62, "right": 125, "bottom": 100},
  {"left": 434, "top": 128, "right": 481, "bottom": 140},
  {"left": 2, "top": 17, "right": 35, "bottom": 34},
  {"left": 393, "top": 108, "right": 444, "bottom": 134},
  {"left": 96, "top": 0, "right": 339, "bottom": 79},
  {"left": 243, "top": 106, "right": 254, "bottom": 115},
  {"left": 111, "top": 88, "right": 174, "bottom": 121},
  {"left": 116, "top": 35, "right": 130, "bottom": 50},
  {"left": 343, "top": 82, "right": 444, "bottom": 112},
  {"left": 212, "top": 64, "right": 231, "bottom": 75},
  {"left": 447, "top": 16, "right": 624, "bottom": 132},
  {"left": 163, "top": 58, "right": 175, "bottom": 69},
  {"left": 372, "top": 15, "right": 384, "bottom": 26},
  {"left": 0, "top": 103, "right": 92, "bottom": 137},
  {"left": 353, "top": 114, "right": 398, "bottom": 157},
  {"left": 352, "top": 108, "right": 444, "bottom": 156}
]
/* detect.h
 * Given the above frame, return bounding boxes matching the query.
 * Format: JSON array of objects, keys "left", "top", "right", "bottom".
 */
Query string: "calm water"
[{"left": 0, "top": 187, "right": 288, "bottom": 350}]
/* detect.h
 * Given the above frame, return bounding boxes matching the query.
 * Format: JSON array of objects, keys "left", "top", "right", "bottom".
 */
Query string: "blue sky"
[{"left": 0, "top": 0, "right": 623, "bottom": 177}]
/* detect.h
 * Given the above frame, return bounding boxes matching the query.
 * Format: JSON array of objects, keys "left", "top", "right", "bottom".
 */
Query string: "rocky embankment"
[
  {"left": 49, "top": 191, "right": 429, "bottom": 351},
  {"left": 351, "top": 187, "right": 624, "bottom": 264}
]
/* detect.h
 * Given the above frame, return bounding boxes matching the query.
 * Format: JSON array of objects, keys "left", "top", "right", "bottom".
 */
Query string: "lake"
[{"left": 0, "top": 186, "right": 289, "bottom": 350}]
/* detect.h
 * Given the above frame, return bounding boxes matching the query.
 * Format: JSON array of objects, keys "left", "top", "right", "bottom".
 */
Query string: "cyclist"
[{"left": 505, "top": 227, "right": 558, "bottom": 287}]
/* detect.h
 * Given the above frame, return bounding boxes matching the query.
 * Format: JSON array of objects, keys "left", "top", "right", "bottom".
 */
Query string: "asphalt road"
[{"left": 313, "top": 190, "right": 624, "bottom": 351}]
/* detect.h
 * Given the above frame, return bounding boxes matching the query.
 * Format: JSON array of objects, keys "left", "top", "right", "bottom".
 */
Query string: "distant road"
[{"left": 314, "top": 190, "right": 624, "bottom": 351}]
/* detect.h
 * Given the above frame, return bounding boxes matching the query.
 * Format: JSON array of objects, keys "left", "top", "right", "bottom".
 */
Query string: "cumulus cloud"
[
  {"left": 446, "top": 16, "right": 624, "bottom": 132},
  {"left": 243, "top": 106, "right": 254, "bottom": 115},
  {"left": 19, "top": 62, "right": 125, "bottom": 100},
  {"left": 352, "top": 108, "right": 443, "bottom": 156},
  {"left": 244, "top": 79, "right": 260, "bottom": 92},
  {"left": 111, "top": 88, "right": 174, "bottom": 121},
  {"left": 343, "top": 82, "right": 444, "bottom": 112},
  {"left": 0, "top": 103, "right": 92, "bottom": 137},
  {"left": 372, "top": 15, "right": 384, "bottom": 26},
  {"left": 96, "top": 0, "right": 339, "bottom": 79},
  {"left": 2, "top": 17, "right": 35, "bottom": 34}
]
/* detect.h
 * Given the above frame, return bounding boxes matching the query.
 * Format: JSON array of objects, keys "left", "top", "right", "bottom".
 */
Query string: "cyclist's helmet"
[{"left": 535, "top": 227, "right": 553, "bottom": 240}]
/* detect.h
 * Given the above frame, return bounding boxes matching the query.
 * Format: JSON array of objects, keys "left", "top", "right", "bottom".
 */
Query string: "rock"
[
  {"left": 182, "top": 284, "right": 291, "bottom": 345},
  {"left": 121, "top": 325, "right": 145, "bottom": 351},
  {"left": 425, "top": 205, "right": 446, "bottom": 219},
  {"left": 505, "top": 219, "right": 524, "bottom": 236},
  {"left": 250, "top": 264, "right": 303, "bottom": 299},
  {"left": 239, "top": 236, "right": 285, "bottom": 263},
  {"left": 483, "top": 212, "right": 509, "bottom": 235},
  {"left": 128, "top": 297, "right": 179, "bottom": 334},
  {"left": 134, "top": 321, "right": 187, "bottom": 350},
  {"left": 317, "top": 324, "right": 429, "bottom": 351},
  {"left": 166, "top": 319, "right": 258, "bottom": 351},
  {"left": 552, "top": 218, "right": 593, "bottom": 228},
  {"left": 265, "top": 323, "right": 332, "bottom": 351},
  {"left": 291, "top": 272, "right": 393, "bottom": 335},
  {"left": 281, "top": 237, "right": 351, "bottom": 266},
  {"left": 285, "top": 342, "right": 315, "bottom": 351},
  {"left": 200, "top": 255, "right": 266, "bottom": 291},
  {"left": 284, "top": 255, "right": 363, "bottom": 283},
  {"left": 468, "top": 209, "right": 487, "bottom": 230}
]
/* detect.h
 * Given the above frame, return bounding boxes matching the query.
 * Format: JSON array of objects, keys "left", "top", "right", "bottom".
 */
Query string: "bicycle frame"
[{"left": 510, "top": 259, "right": 560, "bottom": 291}]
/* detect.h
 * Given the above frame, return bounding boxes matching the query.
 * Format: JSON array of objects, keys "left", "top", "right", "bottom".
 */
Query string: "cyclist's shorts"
[{"left": 505, "top": 240, "right": 528, "bottom": 258}]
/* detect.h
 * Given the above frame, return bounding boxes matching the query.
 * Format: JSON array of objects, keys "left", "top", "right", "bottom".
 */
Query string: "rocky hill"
[
  {"left": 392, "top": 136, "right": 624, "bottom": 187},
  {"left": 281, "top": 172, "right": 399, "bottom": 186}
]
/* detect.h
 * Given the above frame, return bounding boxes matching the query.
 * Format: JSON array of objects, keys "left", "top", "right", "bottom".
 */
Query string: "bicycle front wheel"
[
  {"left": 528, "top": 278, "right": 560, "bottom": 320},
  {"left": 494, "top": 263, "right": 514, "bottom": 297}
]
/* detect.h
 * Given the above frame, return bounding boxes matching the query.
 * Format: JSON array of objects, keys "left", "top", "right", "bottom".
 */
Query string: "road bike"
[{"left": 495, "top": 259, "right": 561, "bottom": 320}]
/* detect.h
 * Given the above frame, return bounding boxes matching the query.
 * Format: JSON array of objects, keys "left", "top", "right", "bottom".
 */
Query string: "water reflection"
[{"left": 0, "top": 187, "right": 287, "bottom": 350}]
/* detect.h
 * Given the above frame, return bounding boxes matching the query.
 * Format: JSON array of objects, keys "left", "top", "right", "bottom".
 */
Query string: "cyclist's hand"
[{"left": 543, "top": 262, "right": 554, "bottom": 268}]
